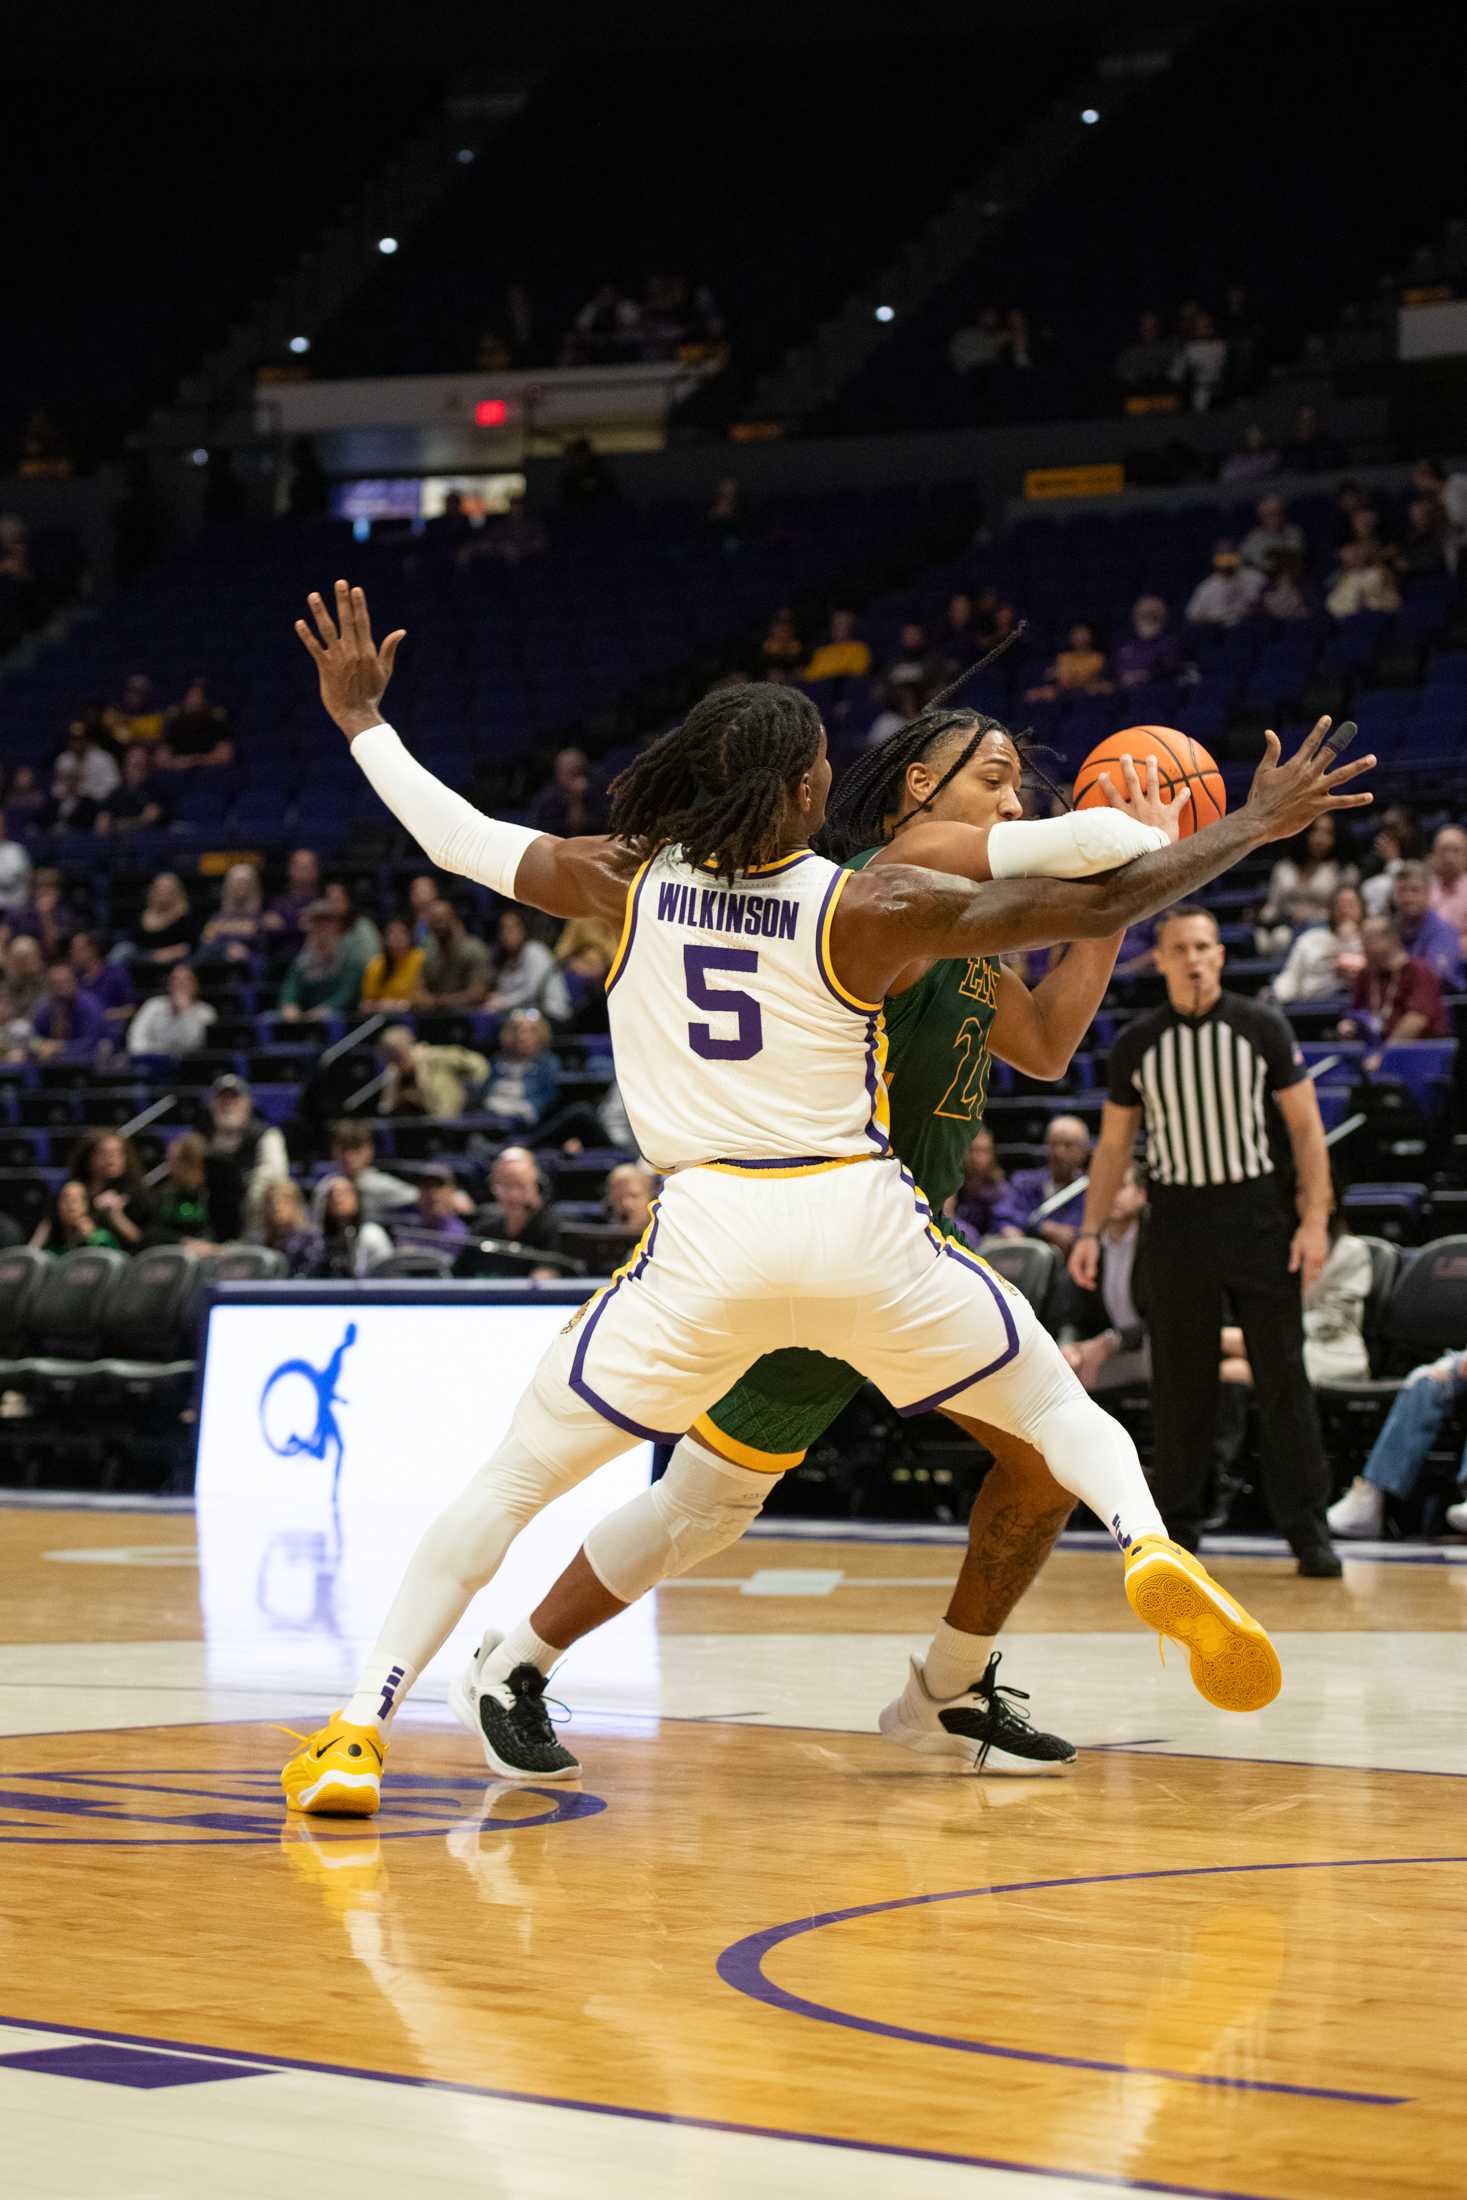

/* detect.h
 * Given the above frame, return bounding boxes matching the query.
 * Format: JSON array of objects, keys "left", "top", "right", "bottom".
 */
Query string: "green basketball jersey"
[{"left": 844, "top": 846, "right": 1002, "bottom": 1214}]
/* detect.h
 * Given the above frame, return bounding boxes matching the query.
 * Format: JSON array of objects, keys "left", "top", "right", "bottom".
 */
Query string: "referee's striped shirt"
[{"left": 1107, "top": 993, "right": 1307, "bottom": 1190}]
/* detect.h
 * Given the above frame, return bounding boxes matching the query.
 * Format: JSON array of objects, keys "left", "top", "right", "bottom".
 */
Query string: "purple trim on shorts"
[
  {"left": 897, "top": 1162, "right": 934, "bottom": 1222},
  {"left": 605, "top": 861, "right": 653, "bottom": 998},
  {"left": 894, "top": 1239, "right": 1021, "bottom": 1416},
  {"left": 717, "top": 1854, "right": 1465, "bottom": 2105},
  {"left": 568, "top": 1281, "right": 684, "bottom": 1448}
]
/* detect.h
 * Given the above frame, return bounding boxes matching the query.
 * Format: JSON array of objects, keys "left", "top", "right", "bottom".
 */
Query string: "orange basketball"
[{"left": 1072, "top": 725, "right": 1225, "bottom": 838}]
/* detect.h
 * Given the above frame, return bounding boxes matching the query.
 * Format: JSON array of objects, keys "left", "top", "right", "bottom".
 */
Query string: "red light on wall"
[{"left": 475, "top": 398, "right": 509, "bottom": 427}]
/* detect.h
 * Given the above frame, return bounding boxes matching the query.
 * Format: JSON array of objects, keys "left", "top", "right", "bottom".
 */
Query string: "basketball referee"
[{"left": 1071, "top": 904, "right": 1342, "bottom": 1575}]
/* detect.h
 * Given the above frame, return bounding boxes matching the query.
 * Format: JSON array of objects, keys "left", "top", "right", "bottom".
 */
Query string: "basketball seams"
[{"left": 1072, "top": 726, "right": 1226, "bottom": 839}]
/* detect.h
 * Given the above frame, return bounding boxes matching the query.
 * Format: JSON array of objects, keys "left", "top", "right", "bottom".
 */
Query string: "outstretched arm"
[
  {"left": 295, "top": 582, "right": 633, "bottom": 925},
  {"left": 832, "top": 721, "right": 1373, "bottom": 1000}
]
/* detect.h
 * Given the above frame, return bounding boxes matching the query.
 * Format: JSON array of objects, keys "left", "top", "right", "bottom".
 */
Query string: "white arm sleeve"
[
  {"left": 986, "top": 809, "right": 1171, "bottom": 881},
  {"left": 350, "top": 721, "right": 543, "bottom": 897}
]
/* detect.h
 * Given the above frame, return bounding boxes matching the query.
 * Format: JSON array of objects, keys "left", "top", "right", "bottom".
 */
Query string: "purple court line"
[
  {"left": 717, "top": 1854, "right": 1467, "bottom": 2106},
  {"left": 0, "top": 2010, "right": 1307, "bottom": 2200}
]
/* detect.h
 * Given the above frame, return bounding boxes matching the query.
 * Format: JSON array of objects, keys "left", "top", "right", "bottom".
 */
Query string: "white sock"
[
  {"left": 344, "top": 1659, "right": 418, "bottom": 1732},
  {"left": 484, "top": 1621, "right": 561, "bottom": 1683},
  {"left": 921, "top": 1622, "right": 996, "bottom": 1701}
]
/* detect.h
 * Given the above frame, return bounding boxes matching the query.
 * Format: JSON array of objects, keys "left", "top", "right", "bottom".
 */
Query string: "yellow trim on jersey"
[
  {"left": 818, "top": 869, "right": 883, "bottom": 1014},
  {"left": 696, "top": 849, "right": 813, "bottom": 876},
  {"left": 697, "top": 1153, "right": 876, "bottom": 1180},
  {"left": 604, "top": 856, "right": 653, "bottom": 993},
  {"left": 691, "top": 1412, "right": 806, "bottom": 1473}
]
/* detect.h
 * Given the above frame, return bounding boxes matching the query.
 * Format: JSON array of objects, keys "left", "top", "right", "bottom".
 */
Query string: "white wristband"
[
  {"left": 351, "top": 721, "right": 543, "bottom": 898},
  {"left": 987, "top": 809, "right": 1170, "bottom": 881}
]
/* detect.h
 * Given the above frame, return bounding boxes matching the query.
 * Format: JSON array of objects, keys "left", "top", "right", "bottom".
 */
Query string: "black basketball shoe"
[
  {"left": 450, "top": 1634, "right": 581, "bottom": 1780},
  {"left": 878, "top": 1650, "right": 1077, "bottom": 1775}
]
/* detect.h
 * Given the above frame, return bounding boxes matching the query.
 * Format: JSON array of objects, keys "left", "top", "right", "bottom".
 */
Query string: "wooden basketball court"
[{"left": 3, "top": 1501, "right": 1465, "bottom": 2198}]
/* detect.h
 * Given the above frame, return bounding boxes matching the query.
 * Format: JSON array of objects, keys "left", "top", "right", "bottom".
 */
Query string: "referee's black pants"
[{"left": 1143, "top": 1184, "right": 1330, "bottom": 1549}]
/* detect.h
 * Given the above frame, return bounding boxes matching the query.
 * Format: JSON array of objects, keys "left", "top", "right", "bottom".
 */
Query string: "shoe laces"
[
  {"left": 970, "top": 1651, "right": 1041, "bottom": 1736},
  {"left": 503, "top": 1664, "right": 570, "bottom": 1745}
]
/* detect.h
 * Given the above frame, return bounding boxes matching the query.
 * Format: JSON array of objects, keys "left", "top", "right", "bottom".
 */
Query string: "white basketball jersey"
[{"left": 604, "top": 845, "right": 891, "bottom": 1173}]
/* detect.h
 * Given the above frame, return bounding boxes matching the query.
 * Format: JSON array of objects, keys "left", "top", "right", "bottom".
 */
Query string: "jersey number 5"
[{"left": 684, "top": 945, "right": 764, "bottom": 1061}]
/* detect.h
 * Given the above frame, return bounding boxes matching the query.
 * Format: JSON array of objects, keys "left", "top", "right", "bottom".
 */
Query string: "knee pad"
[{"left": 584, "top": 1437, "right": 774, "bottom": 1605}]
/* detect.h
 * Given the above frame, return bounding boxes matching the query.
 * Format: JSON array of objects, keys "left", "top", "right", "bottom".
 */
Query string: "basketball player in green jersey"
[{"left": 454, "top": 693, "right": 1185, "bottom": 1779}]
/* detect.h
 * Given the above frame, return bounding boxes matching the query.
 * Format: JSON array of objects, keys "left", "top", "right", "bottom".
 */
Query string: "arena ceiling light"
[
  {"left": 874, "top": 304, "right": 895, "bottom": 323},
  {"left": 378, "top": 235, "right": 399, "bottom": 255},
  {"left": 1081, "top": 108, "right": 1100, "bottom": 124},
  {"left": 288, "top": 335, "right": 311, "bottom": 355},
  {"left": 457, "top": 148, "right": 475, "bottom": 164}
]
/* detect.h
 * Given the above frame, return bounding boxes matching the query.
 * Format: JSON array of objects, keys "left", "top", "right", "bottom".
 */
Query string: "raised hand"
[
  {"left": 295, "top": 580, "right": 406, "bottom": 741},
  {"left": 1242, "top": 717, "right": 1375, "bottom": 844},
  {"left": 1097, "top": 752, "right": 1192, "bottom": 845}
]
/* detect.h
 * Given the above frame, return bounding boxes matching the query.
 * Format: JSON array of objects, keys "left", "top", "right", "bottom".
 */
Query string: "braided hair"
[
  {"left": 608, "top": 682, "right": 823, "bottom": 882},
  {"left": 820, "top": 630, "right": 1067, "bottom": 863}
]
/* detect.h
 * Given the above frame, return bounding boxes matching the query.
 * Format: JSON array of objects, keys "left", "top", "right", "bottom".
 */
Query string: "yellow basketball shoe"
[
  {"left": 1123, "top": 1537, "right": 1282, "bottom": 1712},
  {"left": 280, "top": 1714, "right": 386, "bottom": 1816}
]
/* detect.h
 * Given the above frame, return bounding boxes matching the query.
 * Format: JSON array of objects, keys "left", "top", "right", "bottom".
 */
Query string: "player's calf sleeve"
[
  {"left": 1028, "top": 1393, "right": 1165, "bottom": 1551},
  {"left": 348, "top": 1411, "right": 633, "bottom": 1721},
  {"left": 583, "top": 1434, "right": 774, "bottom": 1605}
]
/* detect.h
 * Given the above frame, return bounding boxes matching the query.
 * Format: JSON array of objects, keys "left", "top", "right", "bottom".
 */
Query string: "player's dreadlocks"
[
  {"left": 819, "top": 627, "right": 1067, "bottom": 863},
  {"left": 608, "top": 682, "right": 824, "bottom": 883}
]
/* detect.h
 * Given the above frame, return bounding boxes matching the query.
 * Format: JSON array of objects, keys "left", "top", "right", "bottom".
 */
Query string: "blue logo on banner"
[{"left": 259, "top": 1322, "right": 357, "bottom": 1499}]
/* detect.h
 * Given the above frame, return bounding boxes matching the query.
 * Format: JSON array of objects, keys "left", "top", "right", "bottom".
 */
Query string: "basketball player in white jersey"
[{"left": 283, "top": 583, "right": 1371, "bottom": 1815}]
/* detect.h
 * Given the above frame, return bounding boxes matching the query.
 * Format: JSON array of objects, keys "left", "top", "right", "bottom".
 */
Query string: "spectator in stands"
[
  {"left": 759, "top": 608, "right": 804, "bottom": 679},
  {"left": 1172, "top": 307, "right": 1228, "bottom": 410},
  {"left": 472, "top": 1146, "right": 565, "bottom": 1262},
  {"left": 407, "top": 874, "right": 438, "bottom": 946},
  {"left": 1412, "top": 456, "right": 1467, "bottom": 572},
  {"left": 321, "top": 879, "right": 381, "bottom": 966},
  {"left": 1222, "top": 1210, "right": 1370, "bottom": 1393},
  {"left": 706, "top": 475, "right": 747, "bottom": 551},
  {"left": 0, "top": 985, "right": 29, "bottom": 1063},
  {"left": 417, "top": 899, "right": 493, "bottom": 1012},
  {"left": 200, "top": 863, "right": 267, "bottom": 964},
  {"left": 95, "top": 743, "right": 170, "bottom": 834},
  {"left": 150, "top": 1132, "right": 218, "bottom": 1251},
  {"left": 104, "top": 673, "right": 164, "bottom": 747},
  {"left": 482, "top": 1007, "right": 561, "bottom": 1132},
  {"left": 132, "top": 871, "right": 196, "bottom": 971},
  {"left": 40, "top": 752, "right": 99, "bottom": 834},
  {"left": 1399, "top": 496, "right": 1449, "bottom": 577},
  {"left": 127, "top": 963, "right": 217, "bottom": 1058},
  {"left": 864, "top": 685, "right": 924, "bottom": 750},
  {"left": 1390, "top": 862, "right": 1464, "bottom": 985},
  {"left": 1240, "top": 494, "right": 1305, "bottom": 574},
  {"left": 361, "top": 915, "right": 424, "bottom": 1006},
  {"left": 803, "top": 609, "right": 872, "bottom": 683},
  {"left": 392, "top": 1165, "right": 472, "bottom": 1259},
  {"left": 604, "top": 1159, "right": 657, "bottom": 1238},
  {"left": 1059, "top": 1164, "right": 1150, "bottom": 1392},
  {"left": 69, "top": 932, "right": 133, "bottom": 1024},
  {"left": 1271, "top": 884, "right": 1366, "bottom": 1004},
  {"left": 376, "top": 1022, "right": 488, "bottom": 1118},
  {"left": 1429, "top": 825, "right": 1467, "bottom": 945},
  {"left": 539, "top": 924, "right": 612, "bottom": 1035},
  {"left": 33, "top": 1179, "right": 121, "bottom": 1257},
  {"left": 1186, "top": 544, "right": 1264, "bottom": 626},
  {"left": 949, "top": 1126, "right": 1008, "bottom": 1245},
  {"left": 1340, "top": 913, "right": 1450, "bottom": 1047},
  {"left": 1346, "top": 504, "right": 1392, "bottom": 557},
  {"left": 309, "top": 1175, "right": 393, "bottom": 1278},
  {"left": 267, "top": 848, "right": 322, "bottom": 943},
  {"left": 1112, "top": 596, "right": 1183, "bottom": 688},
  {"left": 1261, "top": 549, "right": 1312, "bottom": 622},
  {"left": 1328, "top": 1343, "right": 1467, "bottom": 1539},
  {"left": 278, "top": 902, "right": 366, "bottom": 1021},
  {"left": 1283, "top": 403, "right": 1345, "bottom": 473},
  {"left": 1113, "top": 309, "right": 1176, "bottom": 401},
  {"left": 882, "top": 621, "right": 946, "bottom": 696},
  {"left": 204, "top": 1075, "right": 289, "bottom": 1239},
  {"left": 940, "top": 593, "right": 978, "bottom": 655},
  {"left": 1219, "top": 423, "right": 1280, "bottom": 486},
  {"left": 14, "top": 869, "right": 75, "bottom": 961},
  {"left": 530, "top": 747, "right": 603, "bottom": 836},
  {"left": 54, "top": 719, "right": 119, "bottom": 807},
  {"left": 1255, "top": 816, "right": 1357, "bottom": 950},
  {"left": 1327, "top": 542, "right": 1402, "bottom": 620},
  {"left": 1361, "top": 806, "right": 1421, "bottom": 915},
  {"left": 70, "top": 1129, "right": 151, "bottom": 1251},
  {"left": 0, "top": 810, "right": 31, "bottom": 913},
  {"left": 4, "top": 766, "right": 45, "bottom": 822},
  {"left": 252, "top": 1180, "right": 317, "bottom": 1276},
  {"left": 158, "top": 678, "right": 234, "bottom": 771},
  {"left": 29, "top": 961, "right": 105, "bottom": 1057},
  {"left": 557, "top": 435, "right": 618, "bottom": 509},
  {"left": 486, "top": 907, "right": 552, "bottom": 1014},
  {"left": 312, "top": 1121, "right": 416, "bottom": 1229},
  {"left": 3, "top": 935, "right": 45, "bottom": 1021},
  {"left": 992, "top": 1116, "right": 1091, "bottom": 1251},
  {"left": 1025, "top": 622, "right": 1110, "bottom": 703}
]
